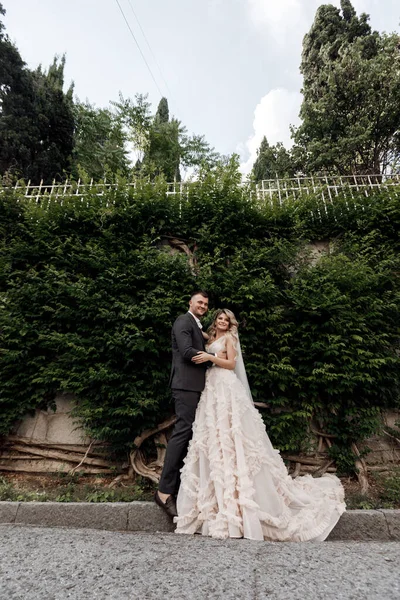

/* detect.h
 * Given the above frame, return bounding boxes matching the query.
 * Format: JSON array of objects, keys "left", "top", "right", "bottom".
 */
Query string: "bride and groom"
[{"left": 155, "top": 291, "right": 345, "bottom": 541}]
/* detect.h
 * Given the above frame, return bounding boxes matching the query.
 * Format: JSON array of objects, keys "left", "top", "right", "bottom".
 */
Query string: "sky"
[{"left": 3, "top": 0, "right": 399, "bottom": 175}]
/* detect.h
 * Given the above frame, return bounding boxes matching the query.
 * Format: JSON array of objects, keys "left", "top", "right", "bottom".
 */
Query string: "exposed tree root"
[
  {"left": 129, "top": 416, "right": 176, "bottom": 483},
  {"left": 383, "top": 429, "right": 400, "bottom": 446},
  {"left": 2, "top": 414, "right": 399, "bottom": 489},
  {"left": 351, "top": 443, "right": 370, "bottom": 494},
  {"left": 0, "top": 437, "right": 116, "bottom": 474}
]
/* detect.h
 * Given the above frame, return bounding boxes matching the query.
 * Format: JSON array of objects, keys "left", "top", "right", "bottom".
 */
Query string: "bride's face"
[{"left": 215, "top": 312, "right": 230, "bottom": 332}]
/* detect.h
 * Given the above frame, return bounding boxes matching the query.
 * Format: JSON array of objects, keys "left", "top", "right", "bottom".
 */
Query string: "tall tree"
[
  {"left": 112, "top": 92, "right": 152, "bottom": 164},
  {"left": 293, "top": 2, "right": 400, "bottom": 176},
  {"left": 72, "top": 101, "right": 129, "bottom": 180},
  {"left": 252, "top": 137, "right": 295, "bottom": 182},
  {"left": 155, "top": 97, "right": 169, "bottom": 123},
  {"left": 300, "top": 1, "right": 376, "bottom": 93},
  {"left": 341, "top": 0, "right": 356, "bottom": 22},
  {"left": 141, "top": 99, "right": 181, "bottom": 180},
  {"left": 138, "top": 97, "right": 220, "bottom": 181},
  {"left": 0, "top": 3, "right": 35, "bottom": 180},
  {"left": 180, "top": 133, "right": 220, "bottom": 174},
  {"left": 0, "top": 6, "right": 74, "bottom": 182},
  {"left": 28, "top": 57, "right": 75, "bottom": 182}
]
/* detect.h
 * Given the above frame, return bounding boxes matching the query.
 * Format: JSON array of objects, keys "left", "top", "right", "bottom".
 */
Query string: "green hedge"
[{"left": 1, "top": 167, "right": 399, "bottom": 470}]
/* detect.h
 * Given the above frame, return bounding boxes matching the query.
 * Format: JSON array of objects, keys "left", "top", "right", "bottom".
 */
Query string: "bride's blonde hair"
[{"left": 207, "top": 309, "right": 238, "bottom": 347}]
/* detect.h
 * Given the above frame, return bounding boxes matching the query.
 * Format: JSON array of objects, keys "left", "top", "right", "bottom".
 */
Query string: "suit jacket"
[{"left": 169, "top": 312, "right": 209, "bottom": 392}]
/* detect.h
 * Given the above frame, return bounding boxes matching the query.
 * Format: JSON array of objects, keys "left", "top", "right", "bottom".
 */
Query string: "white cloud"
[
  {"left": 239, "top": 88, "right": 302, "bottom": 175},
  {"left": 247, "top": 0, "right": 370, "bottom": 47},
  {"left": 247, "top": 0, "right": 321, "bottom": 48}
]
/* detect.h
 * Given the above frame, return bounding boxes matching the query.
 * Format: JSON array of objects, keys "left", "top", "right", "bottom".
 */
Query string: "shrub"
[{"left": 1, "top": 168, "right": 399, "bottom": 463}]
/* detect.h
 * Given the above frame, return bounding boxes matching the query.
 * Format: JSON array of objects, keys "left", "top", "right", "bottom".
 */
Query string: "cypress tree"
[
  {"left": 0, "top": 6, "right": 74, "bottom": 182},
  {"left": 293, "top": 2, "right": 398, "bottom": 175},
  {"left": 155, "top": 97, "right": 169, "bottom": 123}
]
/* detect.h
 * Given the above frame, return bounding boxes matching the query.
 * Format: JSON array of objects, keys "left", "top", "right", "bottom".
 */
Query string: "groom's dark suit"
[{"left": 159, "top": 312, "right": 209, "bottom": 496}]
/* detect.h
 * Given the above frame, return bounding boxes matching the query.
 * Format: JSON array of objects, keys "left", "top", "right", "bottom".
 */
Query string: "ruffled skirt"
[{"left": 174, "top": 367, "right": 346, "bottom": 541}]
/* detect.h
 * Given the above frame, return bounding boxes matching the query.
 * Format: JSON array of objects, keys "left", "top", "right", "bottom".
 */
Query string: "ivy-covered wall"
[{"left": 1, "top": 166, "right": 399, "bottom": 471}]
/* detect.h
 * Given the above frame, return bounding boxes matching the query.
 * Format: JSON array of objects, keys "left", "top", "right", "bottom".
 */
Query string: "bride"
[{"left": 174, "top": 309, "right": 346, "bottom": 541}]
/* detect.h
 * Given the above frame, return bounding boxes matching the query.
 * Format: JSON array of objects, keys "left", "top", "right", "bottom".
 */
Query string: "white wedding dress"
[{"left": 174, "top": 334, "right": 346, "bottom": 541}]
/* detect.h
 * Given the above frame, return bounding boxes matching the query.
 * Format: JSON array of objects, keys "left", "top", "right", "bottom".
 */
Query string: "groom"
[{"left": 155, "top": 290, "right": 222, "bottom": 518}]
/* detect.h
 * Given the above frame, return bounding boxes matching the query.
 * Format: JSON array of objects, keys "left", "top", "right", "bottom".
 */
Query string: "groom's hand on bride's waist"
[{"left": 191, "top": 350, "right": 226, "bottom": 363}]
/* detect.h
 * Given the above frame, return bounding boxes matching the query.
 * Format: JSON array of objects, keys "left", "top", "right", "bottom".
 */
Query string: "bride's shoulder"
[{"left": 225, "top": 331, "right": 237, "bottom": 345}]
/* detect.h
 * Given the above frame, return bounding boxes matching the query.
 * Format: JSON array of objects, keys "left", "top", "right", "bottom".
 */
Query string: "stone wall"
[
  {"left": 1, "top": 393, "right": 399, "bottom": 476},
  {"left": 12, "top": 392, "right": 89, "bottom": 446},
  {"left": 0, "top": 393, "right": 118, "bottom": 474}
]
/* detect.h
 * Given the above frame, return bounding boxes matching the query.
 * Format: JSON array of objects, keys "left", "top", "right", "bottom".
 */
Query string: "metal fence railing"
[
  {"left": 2, "top": 174, "right": 400, "bottom": 206},
  {"left": 3, "top": 179, "right": 191, "bottom": 203},
  {"left": 255, "top": 174, "right": 400, "bottom": 204}
]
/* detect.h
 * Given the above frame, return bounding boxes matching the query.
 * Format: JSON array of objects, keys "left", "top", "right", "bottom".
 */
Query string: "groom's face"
[{"left": 189, "top": 294, "right": 209, "bottom": 319}]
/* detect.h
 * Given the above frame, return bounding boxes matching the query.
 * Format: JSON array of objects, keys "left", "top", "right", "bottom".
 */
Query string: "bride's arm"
[{"left": 191, "top": 337, "right": 236, "bottom": 370}]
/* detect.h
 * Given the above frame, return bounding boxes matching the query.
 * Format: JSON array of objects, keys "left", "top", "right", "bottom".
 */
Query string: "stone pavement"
[
  {"left": 1, "top": 502, "right": 400, "bottom": 541},
  {"left": 0, "top": 525, "right": 399, "bottom": 599}
]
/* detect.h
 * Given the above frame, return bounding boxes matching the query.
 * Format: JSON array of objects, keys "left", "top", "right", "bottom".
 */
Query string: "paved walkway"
[{"left": 1, "top": 525, "right": 399, "bottom": 599}]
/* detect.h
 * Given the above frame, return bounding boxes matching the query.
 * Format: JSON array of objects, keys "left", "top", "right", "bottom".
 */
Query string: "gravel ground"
[{"left": 0, "top": 525, "right": 399, "bottom": 600}]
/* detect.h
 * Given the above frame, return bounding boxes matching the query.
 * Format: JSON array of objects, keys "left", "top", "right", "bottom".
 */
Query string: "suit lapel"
[{"left": 187, "top": 312, "right": 205, "bottom": 349}]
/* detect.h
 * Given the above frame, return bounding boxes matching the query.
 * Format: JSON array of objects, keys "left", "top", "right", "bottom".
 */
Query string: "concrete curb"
[{"left": 1, "top": 502, "right": 399, "bottom": 540}]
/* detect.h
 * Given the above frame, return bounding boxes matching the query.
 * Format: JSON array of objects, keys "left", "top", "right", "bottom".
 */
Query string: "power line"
[
  {"left": 114, "top": 0, "right": 164, "bottom": 98},
  {"left": 126, "top": 0, "right": 173, "bottom": 100}
]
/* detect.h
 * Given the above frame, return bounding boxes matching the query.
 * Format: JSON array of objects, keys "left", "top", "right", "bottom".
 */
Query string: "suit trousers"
[{"left": 158, "top": 389, "right": 201, "bottom": 495}]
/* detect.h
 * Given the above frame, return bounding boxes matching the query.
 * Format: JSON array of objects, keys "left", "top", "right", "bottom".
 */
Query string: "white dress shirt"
[
  {"left": 188, "top": 311, "right": 217, "bottom": 357},
  {"left": 188, "top": 310, "right": 203, "bottom": 329}
]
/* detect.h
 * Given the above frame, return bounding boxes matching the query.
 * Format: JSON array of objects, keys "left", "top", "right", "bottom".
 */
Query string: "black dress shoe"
[{"left": 154, "top": 491, "right": 178, "bottom": 518}]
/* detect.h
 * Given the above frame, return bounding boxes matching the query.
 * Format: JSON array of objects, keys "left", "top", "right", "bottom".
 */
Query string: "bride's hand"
[{"left": 191, "top": 351, "right": 211, "bottom": 364}]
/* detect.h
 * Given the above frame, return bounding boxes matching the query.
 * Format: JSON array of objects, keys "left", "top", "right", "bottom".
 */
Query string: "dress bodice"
[{"left": 206, "top": 335, "right": 227, "bottom": 355}]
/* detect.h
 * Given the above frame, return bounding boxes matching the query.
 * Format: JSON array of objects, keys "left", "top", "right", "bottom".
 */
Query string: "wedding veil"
[{"left": 234, "top": 335, "right": 253, "bottom": 403}]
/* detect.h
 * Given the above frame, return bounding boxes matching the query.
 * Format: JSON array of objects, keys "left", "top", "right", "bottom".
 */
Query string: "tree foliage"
[
  {"left": 252, "top": 137, "right": 296, "bottom": 182},
  {"left": 253, "top": 1, "right": 400, "bottom": 178},
  {"left": 293, "top": 1, "right": 400, "bottom": 175},
  {"left": 0, "top": 5, "right": 74, "bottom": 183},
  {"left": 111, "top": 92, "right": 153, "bottom": 164},
  {"left": 141, "top": 98, "right": 182, "bottom": 181},
  {"left": 72, "top": 101, "right": 129, "bottom": 180},
  {"left": 138, "top": 97, "right": 220, "bottom": 181}
]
